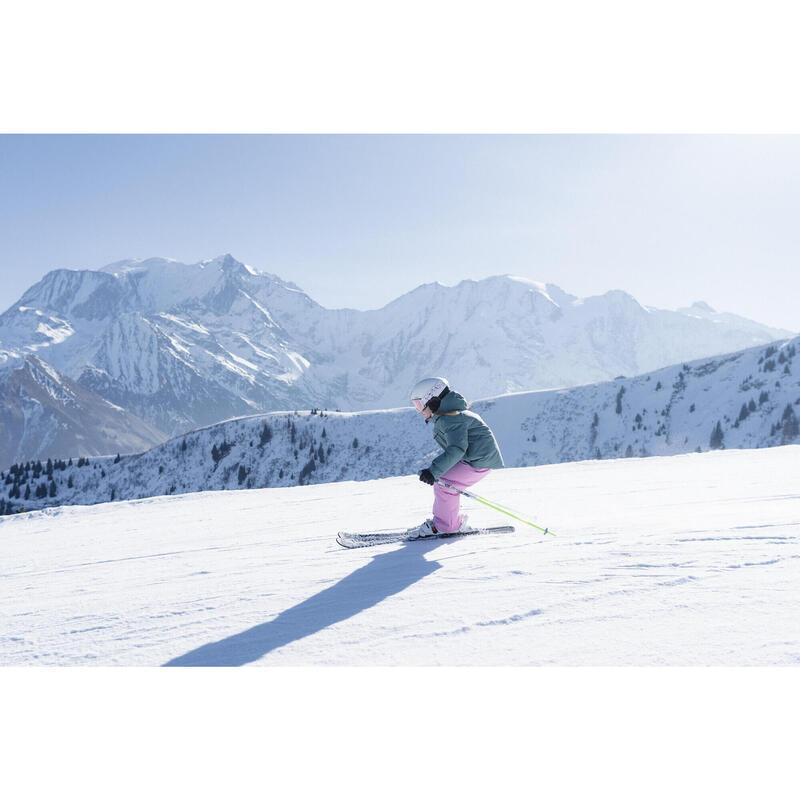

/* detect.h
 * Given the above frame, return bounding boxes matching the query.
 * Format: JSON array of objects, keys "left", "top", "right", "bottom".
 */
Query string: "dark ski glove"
[{"left": 419, "top": 468, "right": 435, "bottom": 485}]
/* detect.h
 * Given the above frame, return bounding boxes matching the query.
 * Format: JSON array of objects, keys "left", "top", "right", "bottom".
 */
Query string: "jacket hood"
[{"left": 438, "top": 390, "right": 468, "bottom": 413}]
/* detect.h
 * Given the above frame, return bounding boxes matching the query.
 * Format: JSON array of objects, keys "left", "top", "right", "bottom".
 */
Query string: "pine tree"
[
  {"left": 709, "top": 421, "right": 724, "bottom": 450},
  {"left": 299, "top": 458, "right": 316, "bottom": 484},
  {"left": 49, "top": 480, "right": 57, "bottom": 498},
  {"left": 782, "top": 404, "right": 799, "bottom": 443}
]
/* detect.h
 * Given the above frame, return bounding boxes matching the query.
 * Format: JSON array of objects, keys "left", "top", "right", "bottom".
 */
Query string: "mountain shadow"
[{"left": 163, "top": 539, "right": 448, "bottom": 667}]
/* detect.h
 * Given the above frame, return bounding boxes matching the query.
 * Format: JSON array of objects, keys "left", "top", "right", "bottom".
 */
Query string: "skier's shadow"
[{"left": 163, "top": 538, "right": 450, "bottom": 667}]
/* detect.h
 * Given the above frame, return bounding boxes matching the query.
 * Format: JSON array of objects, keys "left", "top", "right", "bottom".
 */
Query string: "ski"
[{"left": 336, "top": 525, "right": 515, "bottom": 549}]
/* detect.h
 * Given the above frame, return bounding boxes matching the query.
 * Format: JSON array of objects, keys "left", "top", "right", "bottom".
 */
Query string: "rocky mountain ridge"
[{"left": 0, "top": 253, "right": 793, "bottom": 464}]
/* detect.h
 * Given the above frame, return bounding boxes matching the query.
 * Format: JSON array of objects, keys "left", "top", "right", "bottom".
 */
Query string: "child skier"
[{"left": 409, "top": 377, "right": 504, "bottom": 538}]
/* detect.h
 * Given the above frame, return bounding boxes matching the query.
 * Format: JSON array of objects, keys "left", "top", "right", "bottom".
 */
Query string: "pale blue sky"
[{"left": 1, "top": 134, "right": 798, "bottom": 330}]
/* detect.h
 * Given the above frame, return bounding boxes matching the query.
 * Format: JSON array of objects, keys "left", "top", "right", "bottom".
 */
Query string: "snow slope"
[{"left": 1, "top": 445, "right": 798, "bottom": 666}]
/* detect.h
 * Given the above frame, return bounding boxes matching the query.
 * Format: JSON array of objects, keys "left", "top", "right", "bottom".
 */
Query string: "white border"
[{"left": 3, "top": 1, "right": 800, "bottom": 133}]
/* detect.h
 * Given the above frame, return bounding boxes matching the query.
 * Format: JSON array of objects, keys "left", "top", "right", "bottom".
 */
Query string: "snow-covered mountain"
[
  {"left": 4, "top": 335, "right": 798, "bottom": 516},
  {"left": 0, "top": 353, "right": 165, "bottom": 468},
  {"left": 0, "top": 254, "right": 792, "bottom": 454},
  {"left": 0, "top": 255, "right": 312, "bottom": 437},
  {"left": 2, "top": 445, "right": 798, "bottom": 666}
]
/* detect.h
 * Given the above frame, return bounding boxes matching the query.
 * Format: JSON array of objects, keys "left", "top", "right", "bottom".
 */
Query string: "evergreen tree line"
[{"left": 3, "top": 457, "right": 73, "bottom": 483}]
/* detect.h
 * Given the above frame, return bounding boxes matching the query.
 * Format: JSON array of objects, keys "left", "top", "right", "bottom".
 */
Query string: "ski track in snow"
[{"left": 1, "top": 446, "right": 799, "bottom": 666}]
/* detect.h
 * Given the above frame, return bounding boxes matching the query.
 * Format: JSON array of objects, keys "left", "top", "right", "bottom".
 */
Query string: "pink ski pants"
[{"left": 433, "top": 460, "right": 490, "bottom": 532}]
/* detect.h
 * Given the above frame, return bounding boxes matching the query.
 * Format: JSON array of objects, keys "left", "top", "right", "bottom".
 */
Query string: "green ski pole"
[{"left": 435, "top": 479, "right": 555, "bottom": 536}]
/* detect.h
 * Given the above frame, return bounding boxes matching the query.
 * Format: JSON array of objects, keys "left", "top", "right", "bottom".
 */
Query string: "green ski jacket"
[{"left": 429, "top": 390, "right": 505, "bottom": 478}]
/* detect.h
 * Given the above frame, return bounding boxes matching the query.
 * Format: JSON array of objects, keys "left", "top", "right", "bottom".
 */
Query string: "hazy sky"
[{"left": 1, "top": 134, "right": 798, "bottom": 330}]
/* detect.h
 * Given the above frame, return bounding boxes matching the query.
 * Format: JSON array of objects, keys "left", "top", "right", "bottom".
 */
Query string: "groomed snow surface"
[{"left": 2, "top": 446, "right": 799, "bottom": 667}]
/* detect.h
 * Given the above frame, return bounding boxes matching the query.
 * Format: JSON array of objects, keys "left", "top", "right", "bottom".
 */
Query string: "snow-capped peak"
[
  {"left": 100, "top": 257, "right": 183, "bottom": 275},
  {"left": 200, "top": 253, "right": 251, "bottom": 274},
  {"left": 678, "top": 300, "right": 718, "bottom": 316}
]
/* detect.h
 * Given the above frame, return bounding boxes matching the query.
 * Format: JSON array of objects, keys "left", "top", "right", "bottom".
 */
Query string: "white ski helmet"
[{"left": 410, "top": 376, "right": 449, "bottom": 412}]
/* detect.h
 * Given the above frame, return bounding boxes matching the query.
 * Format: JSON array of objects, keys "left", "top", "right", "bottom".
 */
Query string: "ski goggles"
[{"left": 412, "top": 398, "right": 425, "bottom": 412}]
